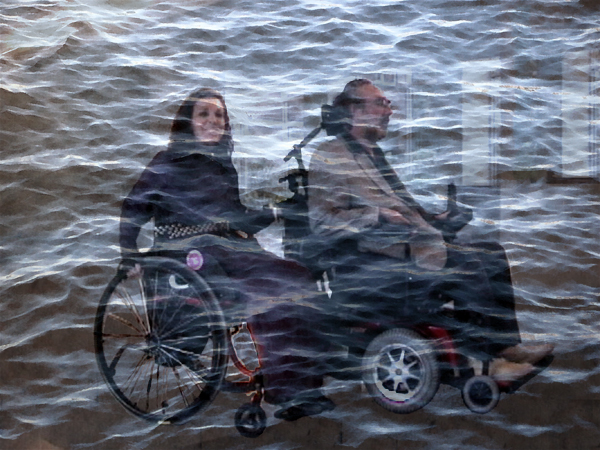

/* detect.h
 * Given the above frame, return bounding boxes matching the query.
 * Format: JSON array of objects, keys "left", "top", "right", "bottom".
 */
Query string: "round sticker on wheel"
[{"left": 186, "top": 250, "right": 204, "bottom": 271}]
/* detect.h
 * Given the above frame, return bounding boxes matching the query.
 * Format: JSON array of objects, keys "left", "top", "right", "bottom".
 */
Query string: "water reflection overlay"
[{"left": 1, "top": 0, "right": 599, "bottom": 449}]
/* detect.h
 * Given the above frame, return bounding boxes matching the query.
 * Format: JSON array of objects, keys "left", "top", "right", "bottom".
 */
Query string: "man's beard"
[{"left": 364, "top": 122, "right": 388, "bottom": 142}]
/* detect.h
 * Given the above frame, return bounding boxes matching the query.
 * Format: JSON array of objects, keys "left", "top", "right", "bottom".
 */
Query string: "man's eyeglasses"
[{"left": 358, "top": 97, "right": 391, "bottom": 108}]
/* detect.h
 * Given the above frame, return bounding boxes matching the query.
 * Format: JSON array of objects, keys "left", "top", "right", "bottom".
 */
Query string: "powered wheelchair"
[{"left": 94, "top": 105, "right": 552, "bottom": 439}]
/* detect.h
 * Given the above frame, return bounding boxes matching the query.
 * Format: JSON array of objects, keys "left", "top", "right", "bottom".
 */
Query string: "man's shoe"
[
  {"left": 499, "top": 343, "right": 554, "bottom": 365},
  {"left": 274, "top": 395, "right": 335, "bottom": 422},
  {"left": 489, "top": 358, "right": 534, "bottom": 382}
]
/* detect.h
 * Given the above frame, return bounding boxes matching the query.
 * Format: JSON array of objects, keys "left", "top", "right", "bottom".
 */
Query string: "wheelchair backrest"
[{"left": 277, "top": 118, "right": 350, "bottom": 277}]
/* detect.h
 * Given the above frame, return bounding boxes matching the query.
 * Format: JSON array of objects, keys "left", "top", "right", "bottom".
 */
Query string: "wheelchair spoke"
[
  {"left": 131, "top": 361, "right": 152, "bottom": 410},
  {"left": 381, "top": 352, "right": 394, "bottom": 368},
  {"left": 378, "top": 371, "right": 394, "bottom": 383},
  {"left": 182, "top": 366, "right": 208, "bottom": 394},
  {"left": 159, "top": 314, "right": 208, "bottom": 339},
  {"left": 374, "top": 344, "right": 426, "bottom": 397},
  {"left": 405, "top": 373, "right": 421, "bottom": 383},
  {"left": 155, "top": 345, "right": 211, "bottom": 385},
  {"left": 108, "top": 345, "right": 128, "bottom": 375},
  {"left": 146, "top": 368, "right": 153, "bottom": 411},
  {"left": 150, "top": 296, "right": 170, "bottom": 337},
  {"left": 154, "top": 340, "right": 210, "bottom": 390},
  {"left": 159, "top": 343, "right": 201, "bottom": 358},
  {"left": 146, "top": 270, "right": 166, "bottom": 333},
  {"left": 138, "top": 277, "right": 152, "bottom": 338},
  {"left": 103, "top": 332, "right": 145, "bottom": 339},
  {"left": 122, "top": 353, "right": 152, "bottom": 399},
  {"left": 105, "top": 312, "right": 145, "bottom": 334},
  {"left": 116, "top": 284, "right": 144, "bottom": 326},
  {"left": 395, "top": 379, "right": 413, "bottom": 395},
  {"left": 405, "top": 359, "right": 419, "bottom": 370},
  {"left": 192, "top": 339, "right": 217, "bottom": 379},
  {"left": 140, "top": 357, "right": 160, "bottom": 411},
  {"left": 158, "top": 334, "right": 211, "bottom": 352},
  {"left": 115, "top": 286, "right": 148, "bottom": 335},
  {"left": 397, "top": 349, "right": 406, "bottom": 364},
  {"left": 189, "top": 363, "right": 211, "bottom": 383},
  {"left": 172, "top": 368, "right": 190, "bottom": 408},
  {"left": 154, "top": 363, "right": 161, "bottom": 411},
  {"left": 153, "top": 298, "right": 189, "bottom": 338},
  {"left": 153, "top": 362, "right": 168, "bottom": 412}
]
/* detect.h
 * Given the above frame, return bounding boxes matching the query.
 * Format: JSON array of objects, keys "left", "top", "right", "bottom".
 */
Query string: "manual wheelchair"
[{"left": 94, "top": 249, "right": 279, "bottom": 437}]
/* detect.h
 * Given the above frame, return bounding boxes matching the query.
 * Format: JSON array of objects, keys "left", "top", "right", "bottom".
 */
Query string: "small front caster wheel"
[
  {"left": 462, "top": 375, "right": 500, "bottom": 414},
  {"left": 235, "top": 403, "right": 267, "bottom": 438}
]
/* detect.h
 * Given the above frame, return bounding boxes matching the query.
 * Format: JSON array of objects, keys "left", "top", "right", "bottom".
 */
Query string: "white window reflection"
[
  {"left": 562, "top": 49, "right": 599, "bottom": 179},
  {"left": 461, "top": 61, "right": 502, "bottom": 186}
]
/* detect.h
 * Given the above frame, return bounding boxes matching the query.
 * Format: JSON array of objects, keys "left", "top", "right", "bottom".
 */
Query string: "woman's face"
[{"left": 191, "top": 97, "right": 226, "bottom": 143}]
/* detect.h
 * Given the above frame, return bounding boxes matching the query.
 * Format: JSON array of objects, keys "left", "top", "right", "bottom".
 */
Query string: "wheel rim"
[
  {"left": 463, "top": 375, "right": 499, "bottom": 414},
  {"left": 239, "top": 411, "right": 260, "bottom": 429},
  {"left": 235, "top": 404, "right": 266, "bottom": 438},
  {"left": 95, "top": 258, "right": 226, "bottom": 423},
  {"left": 372, "top": 343, "right": 426, "bottom": 403},
  {"left": 470, "top": 381, "right": 493, "bottom": 406}
]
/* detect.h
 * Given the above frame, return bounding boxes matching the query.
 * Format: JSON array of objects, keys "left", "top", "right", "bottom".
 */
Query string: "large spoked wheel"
[
  {"left": 362, "top": 328, "right": 440, "bottom": 414},
  {"left": 94, "top": 257, "right": 228, "bottom": 423}
]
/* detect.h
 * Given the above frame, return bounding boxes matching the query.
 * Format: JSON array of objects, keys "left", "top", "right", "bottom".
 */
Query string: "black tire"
[
  {"left": 362, "top": 328, "right": 439, "bottom": 414},
  {"left": 235, "top": 403, "right": 267, "bottom": 438},
  {"left": 94, "top": 257, "right": 228, "bottom": 423},
  {"left": 462, "top": 375, "right": 500, "bottom": 414}
]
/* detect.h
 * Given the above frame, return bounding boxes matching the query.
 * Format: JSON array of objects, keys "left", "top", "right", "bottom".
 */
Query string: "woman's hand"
[{"left": 118, "top": 257, "right": 142, "bottom": 278}]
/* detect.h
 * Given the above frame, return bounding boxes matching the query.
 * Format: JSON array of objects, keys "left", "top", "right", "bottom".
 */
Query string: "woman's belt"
[{"left": 154, "top": 222, "right": 231, "bottom": 240}]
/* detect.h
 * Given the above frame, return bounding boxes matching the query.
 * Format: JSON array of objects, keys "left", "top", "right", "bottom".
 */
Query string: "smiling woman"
[
  {"left": 192, "top": 97, "right": 227, "bottom": 143},
  {"left": 118, "top": 87, "right": 334, "bottom": 422},
  {"left": 119, "top": 88, "right": 237, "bottom": 254}
]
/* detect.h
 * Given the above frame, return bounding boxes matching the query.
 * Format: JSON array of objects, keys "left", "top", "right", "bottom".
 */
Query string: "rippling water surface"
[{"left": 1, "top": 1, "right": 600, "bottom": 448}]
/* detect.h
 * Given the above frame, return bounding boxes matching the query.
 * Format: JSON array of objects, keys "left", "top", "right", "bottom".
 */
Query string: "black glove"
[{"left": 432, "top": 183, "right": 473, "bottom": 242}]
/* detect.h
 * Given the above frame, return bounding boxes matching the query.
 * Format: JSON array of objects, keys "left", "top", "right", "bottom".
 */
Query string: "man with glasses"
[{"left": 307, "top": 79, "right": 553, "bottom": 381}]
